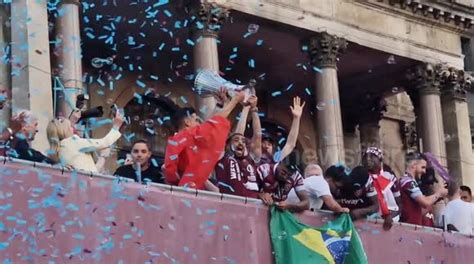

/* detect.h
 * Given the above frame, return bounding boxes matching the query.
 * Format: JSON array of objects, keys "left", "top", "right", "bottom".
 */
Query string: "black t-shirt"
[
  {"left": 9, "top": 137, "right": 54, "bottom": 164},
  {"left": 114, "top": 164, "right": 164, "bottom": 184}
]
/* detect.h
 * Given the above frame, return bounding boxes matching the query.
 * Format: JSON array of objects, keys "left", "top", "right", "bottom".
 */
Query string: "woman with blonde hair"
[{"left": 47, "top": 111, "right": 124, "bottom": 172}]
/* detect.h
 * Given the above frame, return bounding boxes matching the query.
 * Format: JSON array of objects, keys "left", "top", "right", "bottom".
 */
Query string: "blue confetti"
[
  {"left": 164, "top": 10, "right": 172, "bottom": 17},
  {"left": 181, "top": 199, "right": 192, "bottom": 208},
  {"left": 312, "top": 66, "right": 322, "bottom": 73},
  {"left": 271, "top": 91, "right": 282, "bottom": 97},
  {"left": 136, "top": 80, "right": 146, "bottom": 88},
  {"left": 0, "top": 242, "right": 9, "bottom": 251},
  {"left": 248, "top": 59, "right": 255, "bottom": 68},
  {"left": 206, "top": 209, "right": 217, "bottom": 214}
]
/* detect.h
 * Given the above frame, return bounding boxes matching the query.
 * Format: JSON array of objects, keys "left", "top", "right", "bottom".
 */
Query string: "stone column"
[
  {"left": 0, "top": 6, "right": 10, "bottom": 131},
  {"left": 193, "top": 2, "right": 228, "bottom": 120},
  {"left": 440, "top": 67, "right": 474, "bottom": 186},
  {"left": 10, "top": 0, "right": 54, "bottom": 152},
  {"left": 406, "top": 63, "right": 447, "bottom": 166},
  {"left": 308, "top": 32, "right": 347, "bottom": 169},
  {"left": 359, "top": 122, "right": 381, "bottom": 149},
  {"left": 358, "top": 96, "right": 387, "bottom": 152},
  {"left": 55, "top": 0, "right": 83, "bottom": 117}
]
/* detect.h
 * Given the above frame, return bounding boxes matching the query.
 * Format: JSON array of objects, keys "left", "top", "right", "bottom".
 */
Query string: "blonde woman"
[{"left": 47, "top": 112, "right": 124, "bottom": 172}]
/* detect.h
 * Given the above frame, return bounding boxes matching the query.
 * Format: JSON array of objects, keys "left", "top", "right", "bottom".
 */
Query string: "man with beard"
[
  {"left": 360, "top": 147, "right": 401, "bottom": 230},
  {"left": 215, "top": 95, "right": 262, "bottom": 198},
  {"left": 400, "top": 152, "right": 448, "bottom": 225},
  {"left": 257, "top": 161, "right": 309, "bottom": 212},
  {"left": 235, "top": 96, "right": 305, "bottom": 164},
  {"left": 114, "top": 139, "right": 164, "bottom": 183}
]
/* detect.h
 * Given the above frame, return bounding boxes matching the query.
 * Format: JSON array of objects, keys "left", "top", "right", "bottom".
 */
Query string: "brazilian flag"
[{"left": 270, "top": 207, "right": 368, "bottom": 264}]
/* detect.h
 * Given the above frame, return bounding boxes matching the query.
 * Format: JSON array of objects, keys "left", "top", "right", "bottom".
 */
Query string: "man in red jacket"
[{"left": 164, "top": 91, "right": 246, "bottom": 189}]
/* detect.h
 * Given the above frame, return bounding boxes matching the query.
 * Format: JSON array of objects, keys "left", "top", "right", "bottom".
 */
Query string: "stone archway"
[{"left": 117, "top": 94, "right": 179, "bottom": 159}]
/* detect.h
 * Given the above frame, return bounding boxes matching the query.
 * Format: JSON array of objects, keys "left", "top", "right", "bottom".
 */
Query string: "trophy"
[{"left": 194, "top": 69, "right": 256, "bottom": 102}]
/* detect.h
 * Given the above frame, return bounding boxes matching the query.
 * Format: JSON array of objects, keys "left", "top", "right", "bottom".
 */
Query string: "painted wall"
[{"left": 1, "top": 160, "right": 473, "bottom": 263}]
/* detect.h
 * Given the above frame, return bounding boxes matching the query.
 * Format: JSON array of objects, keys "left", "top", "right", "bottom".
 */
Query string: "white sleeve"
[
  {"left": 76, "top": 128, "right": 121, "bottom": 152},
  {"left": 306, "top": 176, "right": 332, "bottom": 198}
]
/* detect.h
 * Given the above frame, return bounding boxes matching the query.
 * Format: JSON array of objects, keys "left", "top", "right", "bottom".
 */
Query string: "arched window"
[{"left": 117, "top": 94, "right": 178, "bottom": 162}]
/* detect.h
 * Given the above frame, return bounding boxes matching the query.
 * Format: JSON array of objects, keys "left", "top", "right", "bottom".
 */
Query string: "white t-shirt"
[
  {"left": 441, "top": 199, "right": 474, "bottom": 235},
  {"left": 286, "top": 175, "right": 332, "bottom": 210}
]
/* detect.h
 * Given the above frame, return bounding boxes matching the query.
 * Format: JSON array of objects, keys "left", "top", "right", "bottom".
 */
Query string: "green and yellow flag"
[{"left": 270, "top": 207, "right": 368, "bottom": 264}]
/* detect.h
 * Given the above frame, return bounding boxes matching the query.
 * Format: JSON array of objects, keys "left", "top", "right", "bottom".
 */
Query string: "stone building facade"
[{"left": 1, "top": 0, "right": 474, "bottom": 187}]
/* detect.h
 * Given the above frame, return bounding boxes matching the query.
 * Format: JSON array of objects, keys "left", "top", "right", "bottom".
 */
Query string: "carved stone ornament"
[
  {"left": 195, "top": 2, "right": 229, "bottom": 38},
  {"left": 386, "top": 0, "right": 473, "bottom": 29},
  {"left": 406, "top": 63, "right": 445, "bottom": 95},
  {"left": 400, "top": 121, "right": 417, "bottom": 150},
  {"left": 440, "top": 67, "right": 472, "bottom": 101},
  {"left": 308, "top": 32, "right": 347, "bottom": 68}
]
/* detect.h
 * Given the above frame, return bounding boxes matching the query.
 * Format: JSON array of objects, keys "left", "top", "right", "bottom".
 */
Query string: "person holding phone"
[{"left": 46, "top": 110, "right": 124, "bottom": 172}]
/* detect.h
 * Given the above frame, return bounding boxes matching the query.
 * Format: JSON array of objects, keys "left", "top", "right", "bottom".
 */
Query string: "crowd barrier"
[{"left": 0, "top": 158, "right": 473, "bottom": 263}]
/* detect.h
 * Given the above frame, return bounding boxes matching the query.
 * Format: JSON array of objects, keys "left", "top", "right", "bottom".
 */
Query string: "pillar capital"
[
  {"left": 194, "top": 2, "right": 229, "bottom": 38},
  {"left": 308, "top": 32, "right": 347, "bottom": 68},
  {"left": 440, "top": 67, "right": 472, "bottom": 101},
  {"left": 406, "top": 63, "right": 445, "bottom": 95}
]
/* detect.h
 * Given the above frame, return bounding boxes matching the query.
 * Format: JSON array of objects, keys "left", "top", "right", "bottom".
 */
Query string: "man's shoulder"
[
  {"left": 400, "top": 175, "right": 416, "bottom": 187},
  {"left": 147, "top": 165, "right": 162, "bottom": 172},
  {"left": 305, "top": 175, "right": 327, "bottom": 185}
]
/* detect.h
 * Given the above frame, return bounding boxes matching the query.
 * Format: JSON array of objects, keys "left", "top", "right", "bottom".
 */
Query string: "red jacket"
[{"left": 164, "top": 115, "right": 230, "bottom": 189}]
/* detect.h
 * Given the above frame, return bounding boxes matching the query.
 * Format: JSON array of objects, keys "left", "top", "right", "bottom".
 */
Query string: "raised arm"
[
  {"left": 278, "top": 97, "right": 305, "bottom": 162},
  {"left": 76, "top": 113, "right": 123, "bottom": 151},
  {"left": 215, "top": 91, "right": 246, "bottom": 119},
  {"left": 248, "top": 96, "right": 262, "bottom": 161},
  {"left": 234, "top": 106, "right": 250, "bottom": 135}
]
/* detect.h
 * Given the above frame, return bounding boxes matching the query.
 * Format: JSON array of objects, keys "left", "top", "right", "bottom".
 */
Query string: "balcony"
[{"left": 0, "top": 157, "right": 472, "bottom": 262}]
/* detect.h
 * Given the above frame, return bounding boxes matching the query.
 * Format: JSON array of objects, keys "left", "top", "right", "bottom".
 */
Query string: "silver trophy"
[{"left": 194, "top": 69, "right": 256, "bottom": 102}]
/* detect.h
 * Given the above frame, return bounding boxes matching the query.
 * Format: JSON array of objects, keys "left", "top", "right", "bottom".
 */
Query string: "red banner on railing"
[{"left": 0, "top": 160, "right": 473, "bottom": 263}]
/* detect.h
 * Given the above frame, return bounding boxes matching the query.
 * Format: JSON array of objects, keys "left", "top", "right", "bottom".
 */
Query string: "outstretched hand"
[
  {"left": 215, "top": 87, "right": 230, "bottom": 105},
  {"left": 233, "top": 91, "right": 247, "bottom": 104},
  {"left": 259, "top": 192, "right": 274, "bottom": 206},
  {"left": 248, "top": 95, "right": 258, "bottom": 108},
  {"left": 290, "top": 96, "right": 305, "bottom": 118}
]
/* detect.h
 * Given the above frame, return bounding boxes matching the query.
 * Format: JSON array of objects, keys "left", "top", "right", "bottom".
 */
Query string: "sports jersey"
[
  {"left": 400, "top": 173, "right": 424, "bottom": 225},
  {"left": 257, "top": 163, "right": 304, "bottom": 202},
  {"left": 164, "top": 115, "right": 230, "bottom": 189},
  {"left": 334, "top": 179, "right": 377, "bottom": 210},
  {"left": 215, "top": 153, "right": 260, "bottom": 198}
]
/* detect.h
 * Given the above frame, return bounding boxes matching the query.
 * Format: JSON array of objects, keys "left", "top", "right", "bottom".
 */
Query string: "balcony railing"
[{"left": 0, "top": 157, "right": 472, "bottom": 262}]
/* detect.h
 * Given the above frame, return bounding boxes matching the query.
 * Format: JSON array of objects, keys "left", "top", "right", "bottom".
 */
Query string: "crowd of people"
[{"left": 0, "top": 89, "right": 473, "bottom": 235}]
